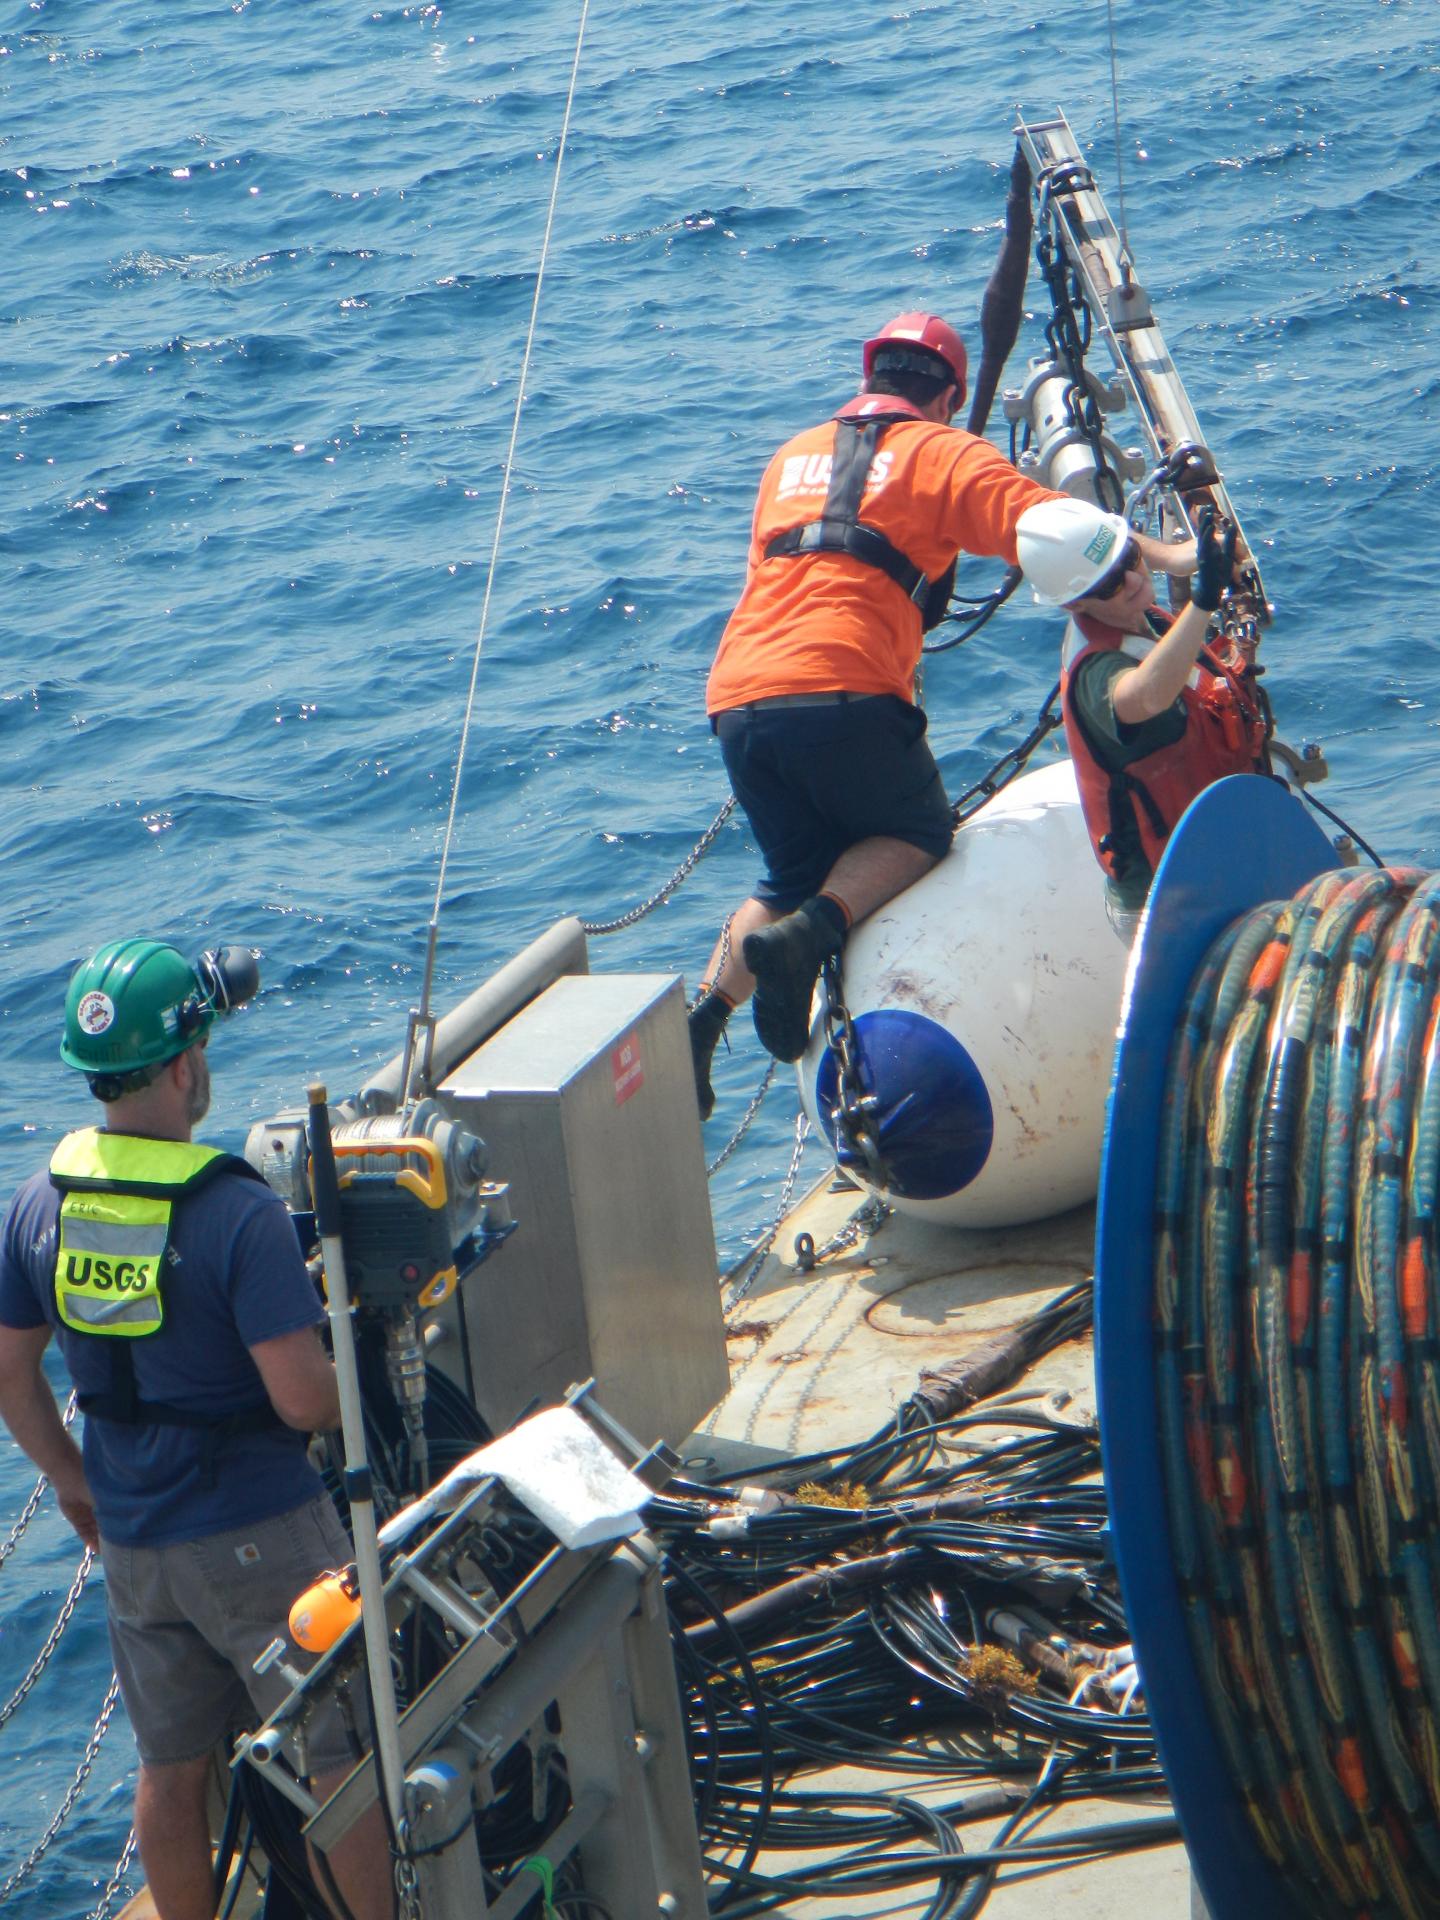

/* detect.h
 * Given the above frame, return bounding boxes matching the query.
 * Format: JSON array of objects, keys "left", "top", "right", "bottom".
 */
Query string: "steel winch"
[{"left": 245, "top": 1097, "right": 513, "bottom": 1489}]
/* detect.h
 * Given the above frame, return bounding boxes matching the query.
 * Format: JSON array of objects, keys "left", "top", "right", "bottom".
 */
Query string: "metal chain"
[
  {"left": 783, "top": 1288, "right": 874, "bottom": 1456},
  {"left": 86, "top": 1828, "right": 138, "bottom": 1920},
  {"left": 582, "top": 794, "right": 735, "bottom": 937},
  {"left": 1035, "top": 183, "right": 1126, "bottom": 516},
  {"left": 0, "top": 1392, "right": 78, "bottom": 1568},
  {"left": 950, "top": 690, "right": 1063, "bottom": 828},
  {"left": 722, "top": 1111, "right": 810, "bottom": 1320},
  {"left": 692, "top": 909, "right": 734, "bottom": 1014},
  {"left": 817, "top": 956, "right": 888, "bottom": 1189},
  {"left": 0, "top": 1674, "right": 123, "bottom": 1903},
  {"left": 706, "top": 1059, "right": 776, "bottom": 1179},
  {"left": 0, "top": 1548, "right": 95, "bottom": 1732},
  {"left": 581, "top": 796, "right": 735, "bottom": 936},
  {"left": 793, "top": 1195, "right": 893, "bottom": 1272},
  {"left": 393, "top": 1819, "right": 425, "bottom": 1920},
  {"left": 0, "top": 1474, "right": 51, "bottom": 1570}
]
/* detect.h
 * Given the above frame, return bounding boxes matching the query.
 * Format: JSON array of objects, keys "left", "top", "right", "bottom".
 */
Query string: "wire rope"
[
  {"left": 1103, "top": 0, "right": 1132, "bottom": 272},
  {"left": 406, "top": 0, "right": 595, "bottom": 1088}
]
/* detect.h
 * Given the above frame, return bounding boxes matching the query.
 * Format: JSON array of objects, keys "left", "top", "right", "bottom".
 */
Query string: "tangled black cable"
[
  {"left": 650, "top": 1283, "right": 1176, "bottom": 1914},
  {"left": 924, "top": 564, "right": 1024, "bottom": 655}
]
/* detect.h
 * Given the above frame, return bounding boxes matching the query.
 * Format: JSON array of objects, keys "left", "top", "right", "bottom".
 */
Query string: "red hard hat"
[{"left": 862, "top": 312, "right": 968, "bottom": 402}]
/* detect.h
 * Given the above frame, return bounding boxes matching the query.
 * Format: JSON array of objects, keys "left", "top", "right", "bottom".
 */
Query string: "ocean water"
[{"left": 0, "top": 0, "right": 1435, "bottom": 1906}]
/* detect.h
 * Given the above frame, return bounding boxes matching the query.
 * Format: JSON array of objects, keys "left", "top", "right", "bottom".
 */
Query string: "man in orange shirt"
[{"left": 689, "top": 312, "right": 1067, "bottom": 1118}]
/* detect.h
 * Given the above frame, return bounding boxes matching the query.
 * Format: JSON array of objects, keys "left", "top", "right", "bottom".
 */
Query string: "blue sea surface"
[{"left": 1, "top": 0, "right": 1435, "bottom": 1906}]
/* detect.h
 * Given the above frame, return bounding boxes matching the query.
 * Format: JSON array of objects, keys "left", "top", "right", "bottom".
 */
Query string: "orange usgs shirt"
[{"left": 706, "top": 412, "right": 1062, "bottom": 713}]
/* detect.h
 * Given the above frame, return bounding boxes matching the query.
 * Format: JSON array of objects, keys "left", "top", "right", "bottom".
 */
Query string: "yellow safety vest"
[{"left": 49, "top": 1129, "right": 233, "bottom": 1339}]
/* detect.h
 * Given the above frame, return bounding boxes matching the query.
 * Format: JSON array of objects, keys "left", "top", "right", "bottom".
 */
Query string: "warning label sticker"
[{"left": 612, "top": 1035, "right": 644, "bottom": 1106}]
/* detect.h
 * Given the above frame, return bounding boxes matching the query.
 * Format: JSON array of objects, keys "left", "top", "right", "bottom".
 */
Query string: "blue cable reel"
[{"left": 1098, "top": 774, "right": 1342, "bottom": 1920}]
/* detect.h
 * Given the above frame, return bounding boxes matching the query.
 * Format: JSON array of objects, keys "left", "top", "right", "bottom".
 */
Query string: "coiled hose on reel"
[{"left": 1156, "top": 863, "right": 1440, "bottom": 1919}]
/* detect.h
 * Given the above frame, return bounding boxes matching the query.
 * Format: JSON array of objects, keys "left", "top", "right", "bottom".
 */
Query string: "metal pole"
[{"left": 307, "top": 1082, "right": 408, "bottom": 1831}]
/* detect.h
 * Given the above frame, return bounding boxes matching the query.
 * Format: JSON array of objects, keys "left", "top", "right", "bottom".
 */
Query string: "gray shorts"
[{"left": 101, "top": 1496, "right": 361, "bottom": 1773}]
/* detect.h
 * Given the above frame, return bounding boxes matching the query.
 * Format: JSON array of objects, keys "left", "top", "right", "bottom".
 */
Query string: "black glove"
[{"left": 1191, "top": 505, "right": 1238, "bottom": 613}]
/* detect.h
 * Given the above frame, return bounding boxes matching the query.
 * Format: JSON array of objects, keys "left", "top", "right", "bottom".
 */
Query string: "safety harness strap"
[
  {"left": 78, "top": 1368, "right": 283, "bottom": 1436},
  {"left": 1100, "top": 767, "right": 1171, "bottom": 862},
  {"left": 80, "top": 1348, "right": 288, "bottom": 1484},
  {"left": 762, "top": 419, "right": 952, "bottom": 629}
]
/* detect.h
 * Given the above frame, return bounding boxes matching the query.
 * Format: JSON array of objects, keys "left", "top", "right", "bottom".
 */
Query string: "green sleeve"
[{"left": 1069, "top": 650, "right": 1186, "bottom": 773}]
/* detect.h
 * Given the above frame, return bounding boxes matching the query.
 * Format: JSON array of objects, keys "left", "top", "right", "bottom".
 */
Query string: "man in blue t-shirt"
[{"left": 0, "top": 938, "right": 392, "bottom": 1920}]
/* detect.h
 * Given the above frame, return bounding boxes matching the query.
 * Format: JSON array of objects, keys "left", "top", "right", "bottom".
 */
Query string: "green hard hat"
[{"left": 60, "top": 938, "right": 214, "bottom": 1077}]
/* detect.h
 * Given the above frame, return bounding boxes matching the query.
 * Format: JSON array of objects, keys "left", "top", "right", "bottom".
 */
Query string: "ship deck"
[
  {"left": 697, "top": 1173, "right": 1200, "bottom": 1920},
  {"left": 120, "top": 1181, "right": 1202, "bottom": 1920}
]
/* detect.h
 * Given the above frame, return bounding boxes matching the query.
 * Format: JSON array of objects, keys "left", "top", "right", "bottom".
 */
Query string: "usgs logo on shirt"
[{"left": 776, "top": 449, "right": 894, "bottom": 502}]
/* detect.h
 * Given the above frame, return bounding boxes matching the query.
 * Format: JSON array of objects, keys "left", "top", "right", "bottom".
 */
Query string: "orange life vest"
[{"left": 1060, "top": 608, "right": 1270, "bottom": 884}]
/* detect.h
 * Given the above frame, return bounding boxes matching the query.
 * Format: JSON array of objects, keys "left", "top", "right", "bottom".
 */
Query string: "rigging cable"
[
  {"left": 402, "top": 0, "right": 595, "bottom": 1114},
  {"left": 1103, "top": 0, "right": 1133, "bottom": 277}
]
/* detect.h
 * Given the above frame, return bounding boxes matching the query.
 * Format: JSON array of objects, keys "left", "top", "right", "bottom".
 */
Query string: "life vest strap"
[
  {"left": 76, "top": 1389, "right": 284, "bottom": 1435},
  {"left": 761, "top": 417, "right": 952, "bottom": 628},
  {"left": 51, "top": 1150, "right": 261, "bottom": 1202},
  {"left": 764, "top": 517, "right": 929, "bottom": 603},
  {"left": 79, "top": 1342, "right": 288, "bottom": 1486}
]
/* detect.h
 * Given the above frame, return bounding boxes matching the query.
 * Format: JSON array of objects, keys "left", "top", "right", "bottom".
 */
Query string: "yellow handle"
[{"left": 330, "top": 1137, "right": 449, "bottom": 1209}]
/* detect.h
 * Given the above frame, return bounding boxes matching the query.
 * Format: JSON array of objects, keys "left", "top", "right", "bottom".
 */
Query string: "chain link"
[
  {"left": 0, "top": 1674, "right": 123, "bottom": 1904},
  {"left": 0, "top": 1548, "right": 95, "bottom": 1732},
  {"left": 706, "top": 1059, "right": 776, "bottom": 1179},
  {"left": 1034, "top": 180, "right": 1126, "bottom": 516},
  {"left": 580, "top": 796, "right": 735, "bottom": 936},
  {"left": 0, "top": 1393, "right": 78, "bottom": 1569},
  {"left": 0, "top": 1474, "right": 51, "bottom": 1571},
  {"left": 86, "top": 1827, "right": 138, "bottom": 1920},
  {"left": 794, "top": 1194, "right": 893, "bottom": 1272},
  {"left": 817, "top": 956, "right": 888, "bottom": 1189},
  {"left": 692, "top": 910, "right": 734, "bottom": 1010},
  {"left": 950, "top": 693, "right": 1063, "bottom": 829},
  {"left": 394, "top": 1825, "right": 425, "bottom": 1920},
  {"left": 722, "top": 1112, "right": 809, "bottom": 1320}
]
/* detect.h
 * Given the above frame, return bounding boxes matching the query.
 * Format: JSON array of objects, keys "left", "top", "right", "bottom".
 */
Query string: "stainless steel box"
[{"left": 437, "top": 972, "right": 729, "bottom": 1449}]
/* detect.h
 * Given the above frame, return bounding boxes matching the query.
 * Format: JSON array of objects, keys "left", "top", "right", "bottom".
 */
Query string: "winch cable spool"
[
  {"left": 1092, "top": 773, "right": 1440, "bottom": 1920},
  {"left": 397, "top": 0, "right": 593, "bottom": 1119},
  {"left": 1156, "top": 861, "right": 1440, "bottom": 1917}
]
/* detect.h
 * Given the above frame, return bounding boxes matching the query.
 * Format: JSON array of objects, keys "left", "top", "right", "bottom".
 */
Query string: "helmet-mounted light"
[{"left": 61, "top": 937, "right": 262, "bottom": 1097}]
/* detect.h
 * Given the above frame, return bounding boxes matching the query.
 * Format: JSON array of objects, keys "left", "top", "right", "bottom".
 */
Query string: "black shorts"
[{"left": 714, "top": 695, "right": 954, "bottom": 913}]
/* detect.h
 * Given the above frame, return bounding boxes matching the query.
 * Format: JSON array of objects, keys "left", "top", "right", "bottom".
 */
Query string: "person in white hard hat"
[{"left": 1015, "top": 496, "right": 1267, "bottom": 940}]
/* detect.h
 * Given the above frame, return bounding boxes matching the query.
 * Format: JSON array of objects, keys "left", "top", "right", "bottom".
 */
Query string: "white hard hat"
[{"left": 1016, "top": 498, "right": 1133, "bottom": 605}]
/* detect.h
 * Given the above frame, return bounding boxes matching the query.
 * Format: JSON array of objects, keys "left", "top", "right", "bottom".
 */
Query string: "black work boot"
[
  {"left": 743, "top": 899, "right": 845, "bottom": 1063},
  {"left": 688, "top": 991, "right": 732, "bottom": 1121}
]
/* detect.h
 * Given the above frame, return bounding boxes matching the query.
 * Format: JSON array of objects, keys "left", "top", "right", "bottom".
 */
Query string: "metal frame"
[
  {"left": 1013, "top": 108, "right": 1270, "bottom": 617},
  {"left": 235, "top": 1387, "right": 708, "bottom": 1916}
]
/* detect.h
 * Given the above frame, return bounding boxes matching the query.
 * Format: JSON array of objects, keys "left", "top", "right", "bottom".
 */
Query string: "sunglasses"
[{"left": 1088, "top": 538, "right": 1142, "bottom": 601}]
